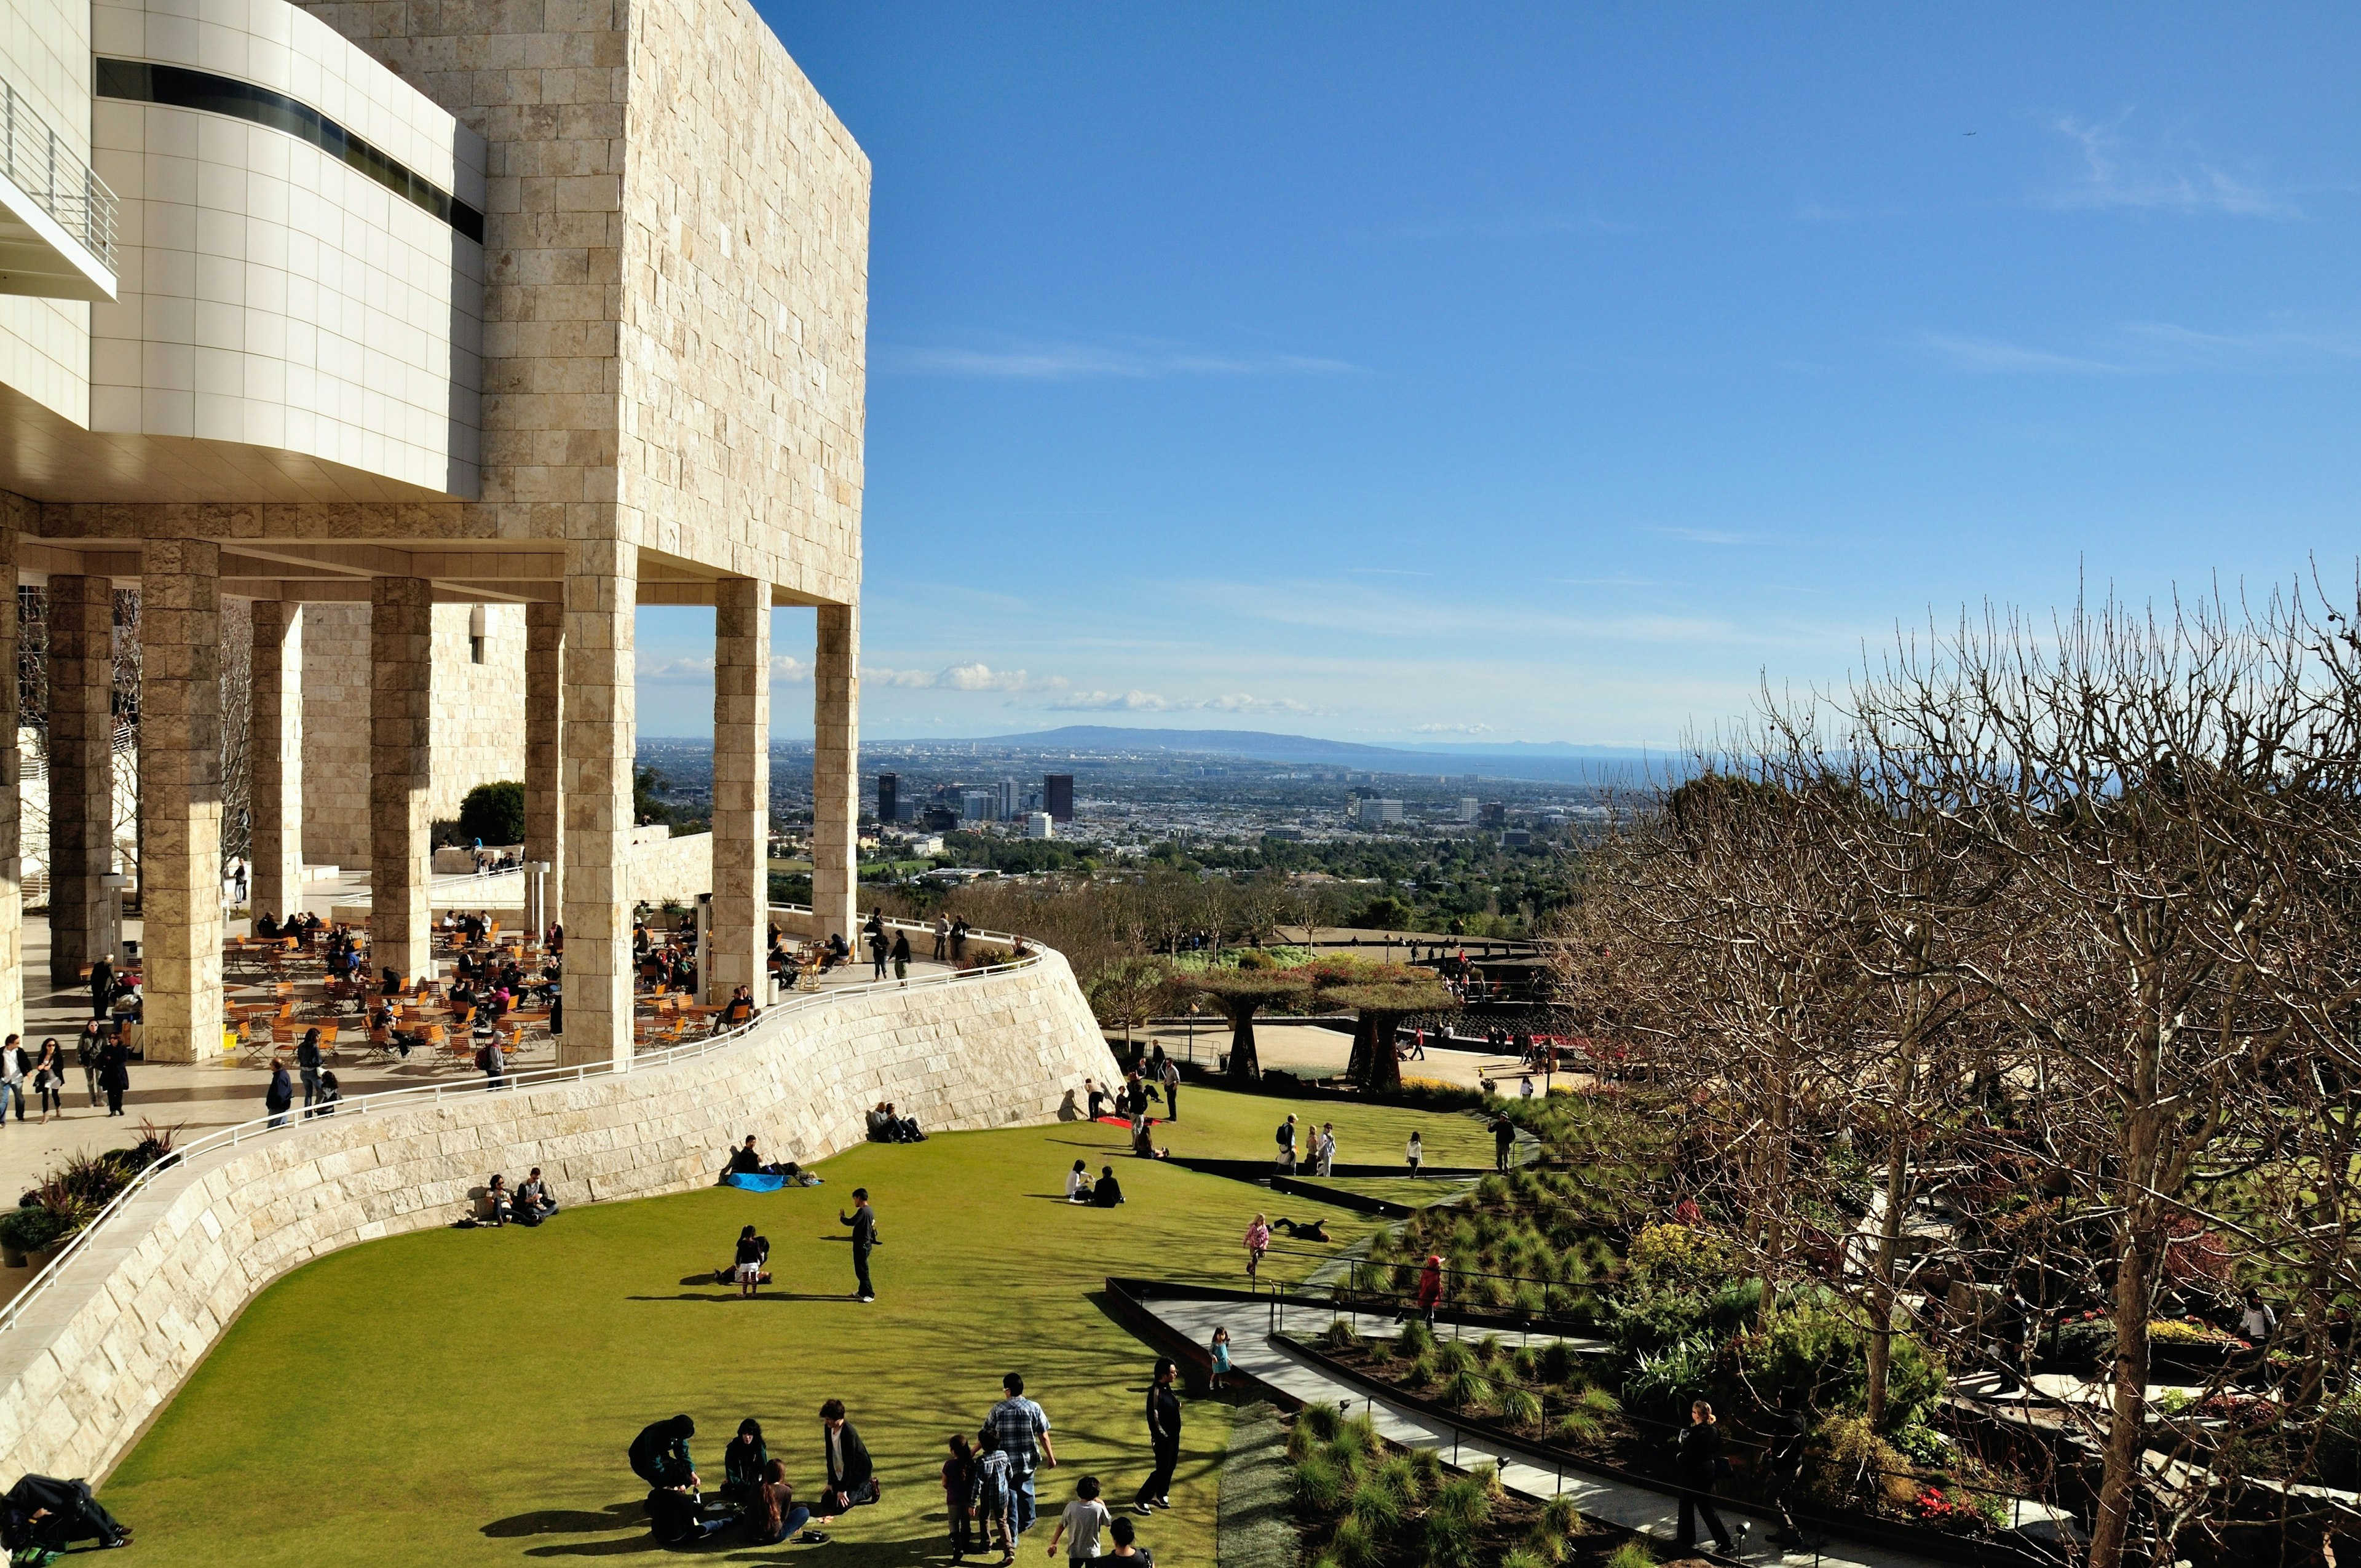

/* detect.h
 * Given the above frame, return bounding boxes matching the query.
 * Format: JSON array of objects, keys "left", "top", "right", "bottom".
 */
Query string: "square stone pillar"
[
  {"left": 812, "top": 600, "right": 858, "bottom": 945},
  {"left": 560, "top": 538, "right": 636, "bottom": 1068},
  {"left": 249, "top": 600, "right": 303, "bottom": 921},
  {"left": 524, "top": 600, "right": 564, "bottom": 930},
  {"left": 45, "top": 575, "right": 114, "bottom": 984},
  {"left": 139, "top": 540, "right": 225, "bottom": 1063},
  {"left": 370, "top": 578, "right": 433, "bottom": 982},
  {"left": 0, "top": 516, "right": 19, "bottom": 1044},
  {"left": 711, "top": 579, "right": 770, "bottom": 1003}
]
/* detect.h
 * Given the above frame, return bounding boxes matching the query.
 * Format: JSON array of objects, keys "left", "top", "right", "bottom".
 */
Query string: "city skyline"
[{"left": 637, "top": 3, "right": 2361, "bottom": 745}]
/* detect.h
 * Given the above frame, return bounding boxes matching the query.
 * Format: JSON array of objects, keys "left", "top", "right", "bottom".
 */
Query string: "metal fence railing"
[
  {"left": 0, "top": 77, "right": 117, "bottom": 267},
  {"left": 0, "top": 940, "right": 1045, "bottom": 1338}
]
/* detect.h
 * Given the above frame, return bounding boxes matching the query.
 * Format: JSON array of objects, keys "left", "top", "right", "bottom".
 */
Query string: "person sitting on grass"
[
  {"left": 817, "top": 1399, "right": 879, "bottom": 1518},
  {"left": 1091, "top": 1166, "right": 1125, "bottom": 1208},
  {"left": 1129, "top": 1118, "right": 1169, "bottom": 1162},
  {"left": 515, "top": 1168, "right": 559, "bottom": 1225},
  {"left": 722, "top": 1419, "right": 768, "bottom": 1505},
  {"left": 1066, "top": 1160, "right": 1094, "bottom": 1203},
  {"left": 1047, "top": 1475, "right": 1112, "bottom": 1564},
  {"left": 887, "top": 1102, "right": 925, "bottom": 1141},
  {"left": 483, "top": 1174, "right": 515, "bottom": 1227},
  {"left": 740, "top": 1458, "right": 825, "bottom": 1547},
  {"left": 866, "top": 1102, "right": 899, "bottom": 1143},
  {"left": 1, "top": 1474, "right": 131, "bottom": 1555},
  {"left": 730, "top": 1134, "right": 784, "bottom": 1177}
]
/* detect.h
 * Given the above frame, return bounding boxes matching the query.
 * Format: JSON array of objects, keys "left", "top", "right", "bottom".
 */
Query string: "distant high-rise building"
[
  {"left": 1355, "top": 798, "right": 1404, "bottom": 830},
  {"left": 877, "top": 772, "right": 898, "bottom": 825},
  {"left": 1024, "top": 812, "right": 1054, "bottom": 840},
  {"left": 1045, "top": 774, "right": 1075, "bottom": 822},
  {"left": 1501, "top": 828, "right": 1532, "bottom": 849},
  {"left": 997, "top": 778, "right": 1021, "bottom": 820},
  {"left": 1457, "top": 797, "right": 1480, "bottom": 822},
  {"left": 1480, "top": 802, "right": 1508, "bottom": 829},
  {"left": 923, "top": 806, "right": 960, "bottom": 833},
  {"left": 962, "top": 790, "right": 996, "bottom": 823}
]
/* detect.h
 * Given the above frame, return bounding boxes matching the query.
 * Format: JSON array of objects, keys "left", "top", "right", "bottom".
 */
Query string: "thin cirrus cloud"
[
  {"left": 1918, "top": 321, "right": 2361, "bottom": 376},
  {"left": 874, "top": 337, "right": 1361, "bottom": 381},
  {"left": 2040, "top": 113, "right": 2296, "bottom": 218},
  {"left": 1046, "top": 689, "right": 1316, "bottom": 716}
]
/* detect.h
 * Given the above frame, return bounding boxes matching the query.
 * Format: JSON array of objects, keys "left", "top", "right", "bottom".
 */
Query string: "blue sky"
[{"left": 635, "top": 4, "right": 2361, "bottom": 743}]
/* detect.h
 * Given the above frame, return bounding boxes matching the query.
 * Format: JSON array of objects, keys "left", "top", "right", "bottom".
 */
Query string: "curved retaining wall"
[{"left": 0, "top": 951, "right": 1117, "bottom": 1484}]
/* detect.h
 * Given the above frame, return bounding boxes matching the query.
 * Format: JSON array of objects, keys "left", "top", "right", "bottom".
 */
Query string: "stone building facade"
[{"left": 0, "top": 0, "right": 873, "bottom": 1068}]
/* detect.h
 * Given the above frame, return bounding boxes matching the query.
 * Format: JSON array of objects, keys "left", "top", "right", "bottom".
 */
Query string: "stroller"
[{"left": 2, "top": 1474, "right": 130, "bottom": 1561}]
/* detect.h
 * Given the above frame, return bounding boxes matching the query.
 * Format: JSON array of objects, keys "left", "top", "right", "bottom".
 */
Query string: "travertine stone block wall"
[
  {"left": 137, "top": 539, "right": 224, "bottom": 1063},
  {"left": 426, "top": 602, "right": 528, "bottom": 820},
  {"left": 45, "top": 576, "right": 114, "bottom": 983},
  {"left": 523, "top": 600, "right": 564, "bottom": 919},
  {"left": 368, "top": 579, "right": 432, "bottom": 979},
  {"left": 812, "top": 601, "right": 857, "bottom": 941},
  {"left": 563, "top": 536, "right": 636, "bottom": 1067},
  {"left": 0, "top": 952, "right": 1117, "bottom": 1487},
  {"left": 711, "top": 578, "right": 768, "bottom": 1002},
  {"left": 298, "top": 600, "right": 370, "bottom": 866}
]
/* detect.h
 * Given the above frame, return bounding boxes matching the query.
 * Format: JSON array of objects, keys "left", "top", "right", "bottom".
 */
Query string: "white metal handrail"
[
  {"left": 0, "top": 77, "right": 117, "bottom": 266},
  {"left": 0, "top": 942, "right": 1045, "bottom": 1337}
]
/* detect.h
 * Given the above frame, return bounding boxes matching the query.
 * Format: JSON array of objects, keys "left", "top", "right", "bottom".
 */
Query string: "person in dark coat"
[
  {"left": 817, "top": 1399, "right": 878, "bottom": 1516},
  {"left": 1672, "top": 1400, "right": 1744, "bottom": 1554},
  {"left": 97, "top": 1034, "right": 130, "bottom": 1117},
  {"left": 296, "top": 1029, "right": 323, "bottom": 1116},
  {"left": 628, "top": 1414, "right": 698, "bottom": 1491},
  {"left": 2, "top": 1474, "right": 130, "bottom": 1552},
  {"left": 264, "top": 1060, "right": 294, "bottom": 1129},
  {"left": 88, "top": 958, "right": 114, "bottom": 1021},
  {"left": 1132, "top": 1357, "right": 1181, "bottom": 1513},
  {"left": 721, "top": 1419, "right": 768, "bottom": 1504},
  {"left": 839, "top": 1189, "right": 878, "bottom": 1302}
]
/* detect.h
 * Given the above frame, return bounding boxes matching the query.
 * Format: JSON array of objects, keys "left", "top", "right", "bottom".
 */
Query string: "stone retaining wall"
[{"left": 0, "top": 951, "right": 1115, "bottom": 1485}]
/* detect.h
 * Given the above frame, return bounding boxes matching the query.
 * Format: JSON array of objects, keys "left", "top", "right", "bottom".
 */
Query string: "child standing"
[
  {"left": 1048, "top": 1475, "right": 1113, "bottom": 1562},
  {"left": 975, "top": 1437, "right": 1017, "bottom": 1566},
  {"left": 943, "top": 1434, "right": 979, "bottom": 1562},
  {"left": 1406, "top": 1130, "right": 1424, "bottom": 1177},
  {"left": 1209, "top": 1326, "right": 1232, "bottom": 1391}
]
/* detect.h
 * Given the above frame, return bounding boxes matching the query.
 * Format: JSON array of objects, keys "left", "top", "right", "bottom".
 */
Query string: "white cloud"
[
  {"left": 1042, "top": 689, "right": 1315, "bottom": 716},
  {"left": 1915, "top": 332, "right": 2133, "bottom": 376},
  {"left": 1199, "top": 693, "right": 1313, "bottom": 715},
  {"left": 2043, "top": 114, "right": 2296, "bottom": 218},
  {"left": 1048, "top": 689, "right": 1173, "bottom": 712},
  {"left": 876, "top": 338, "right": 1361, "bottom": 381},
  {"left": 863, "top": 662, "right": 1059, "bottom": 693},
  {"left": 1916, "top": 320, "right": 2361, "bottom": 378},
  {"left": 1416, "top": 723, "right": 1495, "bottom": 735},
  {"left": 772, "top": 654, "right": 810, "bottom": 683}
]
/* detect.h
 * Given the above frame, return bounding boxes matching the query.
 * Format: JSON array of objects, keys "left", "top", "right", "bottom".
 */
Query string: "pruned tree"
[
  {"left": 1319, "top": 967, "right": 1460, "bottom": 1093},
  {"left": 1185, "top": 964, "right": 1313, "bottom": 1083}
]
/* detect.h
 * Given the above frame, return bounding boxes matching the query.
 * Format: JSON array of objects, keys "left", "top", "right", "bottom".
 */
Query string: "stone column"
[
  {"left": 524, "top": 600, "right": 564, "bottom": 932},
  {"left": 711, "top": 579, "right": 770, "bottom": 1003},
  {"left": 812, "top": 600, "right": 858, "bottom": 945},
  {"left": 370, "top": 578, "right": 433, "bottom": 983},
  {"left": 0, "top": 515, "right": 20, "bottom": 1045},
  {"left": 139, "top": 539, "right": 224, "bottom": 1063},
  {"left": 249, "top": 600, "right": 303, "bottom": 921},
  {"left": 560, "top": 538, "right": 635, "bottom": 1069},
  {"left": 45, "top": 574, "right": 113, "bottom": 985}
]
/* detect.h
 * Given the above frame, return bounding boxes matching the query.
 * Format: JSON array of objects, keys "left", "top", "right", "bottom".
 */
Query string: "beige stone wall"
[
  {"left": 299, "top": 600, "right": 528, "bottom": 866},
  {"left": 631, "top": 825, "right": 712, "bottom": 906},
  {"left": 0, "top": 951, "right": 1117, "bottom": 1486}
]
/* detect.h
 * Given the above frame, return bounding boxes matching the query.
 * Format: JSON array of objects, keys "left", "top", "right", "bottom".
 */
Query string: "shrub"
[
  {"left": 1331, "top": 1413, "right": 1378, "bottom": 1466},
  {"left": 1477, "top": 1333, "right": 1506, "bottom": 1364},
  {"left": 1541, "top": 1495, "right": 1584, "bottom": 1540},
  {"left": 1626, "top": 1222, "right": 1736, "bottom": 1288},
  {"left": 1407, "top": 1446, "right": 1444, "bottom": 1494},
  {"left": 457, "top": 780, "right": 526, "bottom": 845},
  {"left": 1323, "top": 1317, "right": 1364, "bottom": 1352},
  {"left": 1403, "top": 1352, "right": 1436, "bottom": 1386},
  {"left": 1327, "top": 1515, "right": 1382, "bottom": 1568},
  {"left": 1366, "top": 1454, "right": 1419, "bottom": 1506},
  {"left": 1538, "top": 1340, "right": 1581, "bottom": 1384},
  {"left": 1527, "top": 1530, "right": 1568, "bottom": 1564},
  {"left": 1436, "top": 1340, "right": 1481, "bottom": 1379},
  {"left": 1493, "top": 1384, "right": 1544, "bottom": 1428},
  {"left": 1621, "top": 1333, "right": 1717, "bottom": 1422},
  {"left": 1471, "top": 1461, "right": 1506, "bottom": 1500},
  {"left": 1302, "top": 1402, "right": 1342, "bottom": 1443},
  {"left": 1294, "top": 1453, "right": 1345, "bottom": 1513},
  {"left": 1345, "top": 1476, "right": 1401, "bottom": 1540},
  {"left": 1365, "top": 1337, "right": 1395, "bottom": 1367},
  {"left": 1514, "top": 1283, "right": 1549, "bottom": 1315},
  {"left": 1501, "top": 1551, "right": 1548, "bottom": 1568},
  {"left": 1511, "top": 1345, "right": 1542, "bottom": 1382},
  {"left": 1607, "top": 1538, "right": 1657, "bottom": 1568},
  {"left": 1444, "top": 1369, "right": 1493, "bottom": 1409},
  {"left": 1399, "top": 1320, "right": 1436, "bottom": 1357},
  {"left": 1553, "top": 1408, "right": 1606, "bottom": 1447},
  {"left": 1803, "top": 1415, "right": 1915, "bottom": 1512},
  {"left": 0, "top": 1205, "right": 73, "bottom": 1255},
  {"left": 1286, "top": 1422, "right": 1319, "bottom": 1465}
]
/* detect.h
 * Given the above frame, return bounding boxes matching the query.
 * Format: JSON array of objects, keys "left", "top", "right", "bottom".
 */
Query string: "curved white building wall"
[{"left": 87, "top": 0, "right": 484, "bottom": 497}]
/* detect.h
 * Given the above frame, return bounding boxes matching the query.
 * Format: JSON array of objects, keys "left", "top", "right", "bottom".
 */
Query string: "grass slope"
[{"left": 101, "top": 1087, "right": 1489, "bottom": 1565}]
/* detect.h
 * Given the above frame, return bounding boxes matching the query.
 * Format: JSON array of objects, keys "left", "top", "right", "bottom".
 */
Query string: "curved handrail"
[{"left": 0, "top": 942, "right": 1049, "bottom": 1338}]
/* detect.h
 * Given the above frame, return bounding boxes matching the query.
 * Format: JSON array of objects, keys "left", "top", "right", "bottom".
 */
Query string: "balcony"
[{"left": 0, "top": 76, "right": 116, "bottom": 302}]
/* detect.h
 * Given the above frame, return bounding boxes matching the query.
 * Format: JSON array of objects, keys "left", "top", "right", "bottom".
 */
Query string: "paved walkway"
[
  {"left": 1133, "top": 1020, "right": 1581, "bottom": 1094},
  {"left": 1142, "top": 1294, "right": 1948, "bottom": 1568}
]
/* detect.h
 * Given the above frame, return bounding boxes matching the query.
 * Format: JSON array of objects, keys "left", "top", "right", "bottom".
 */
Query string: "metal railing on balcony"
[{"left": 0, "top": 76, "right": 116, "bottom": 267}]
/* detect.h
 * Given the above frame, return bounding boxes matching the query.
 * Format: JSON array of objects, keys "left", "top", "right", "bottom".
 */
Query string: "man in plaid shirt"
[{"left": 985, "top": 1372, "right": 1057, "bottom": 1535}]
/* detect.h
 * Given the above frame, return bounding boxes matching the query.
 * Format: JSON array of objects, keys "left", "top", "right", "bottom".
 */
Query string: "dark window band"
[{"left": 97, "top": 58, "right": 484, "bottom": 244}]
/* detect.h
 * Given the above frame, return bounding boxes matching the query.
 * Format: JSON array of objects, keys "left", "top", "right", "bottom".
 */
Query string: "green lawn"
[{"left": 101, "top": 1087, "right": 1488, "bottom": 1565}]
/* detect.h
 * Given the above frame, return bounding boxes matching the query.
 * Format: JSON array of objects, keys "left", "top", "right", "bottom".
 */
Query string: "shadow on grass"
[
  {"left": 485, "top": 1501, "right": 643, "bottom": 1538},
  {"left": 627, "top": 1292, "right": 855, "bottom": 1304}
]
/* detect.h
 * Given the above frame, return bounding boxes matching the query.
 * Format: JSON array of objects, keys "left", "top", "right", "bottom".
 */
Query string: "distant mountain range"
[{"left": 869, "top": 725, "right": 1667, "bottom": 784}]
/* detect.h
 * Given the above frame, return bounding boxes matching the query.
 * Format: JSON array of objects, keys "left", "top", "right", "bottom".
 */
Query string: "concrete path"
[{"left": 1142, "top": 1294, "right": 1950, "bottom": 1568}]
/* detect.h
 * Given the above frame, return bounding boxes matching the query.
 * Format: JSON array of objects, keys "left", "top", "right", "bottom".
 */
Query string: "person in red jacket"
[{"left": 1410, "top": 1254, "right": 1445, "bottom": 1327}]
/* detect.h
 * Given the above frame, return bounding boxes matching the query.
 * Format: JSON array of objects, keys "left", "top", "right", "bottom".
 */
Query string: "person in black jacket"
[
  {"left": 97, "top": 1033, "right": 130, "bottom": 1117},
  {"left": 628, "top": 1414, "right": 698, "bottom": 1492},
  {"left": 1672, "top": 1400, "right": 1745, "bottom": 1554},
  {"left": 88, "top": 957, "right": 114, "bottom": 1021},
  {"left": 296, "top": 1029, "right": 323, "bottom": 1117},
  {"left": 264, "top": 1059, "right": 294, "bottom": 1129},
  {"left": 817, "top": 1398, "right": 879, "bottom": 1516},
  {"left": 839, "top": 1189, "right": 878, "bottom": 1302},
  {"left": 1131, "top": 1358, "right": 1181, "bottom": 1513}
]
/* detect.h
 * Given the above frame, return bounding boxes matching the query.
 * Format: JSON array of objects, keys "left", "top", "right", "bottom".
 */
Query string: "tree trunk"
[
  {"left": 1862, "top": 1118, "right": 1910, "bottom": 1430},
  {"left": 1348, "top": 1011, "right": 1404, "bottom": 1093},
  {"left": 2088, "top": 1111, "right": 2161, "bottom": 1568},
  {"left": 1225, "top": 1005, "right": 1262, "bottom": 1082}
]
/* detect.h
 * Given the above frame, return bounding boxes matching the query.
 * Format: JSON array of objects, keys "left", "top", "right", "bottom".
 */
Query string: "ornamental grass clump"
[
  {"left": 1327, "top": 1513, "right": 1382, "bottom": 1568},
  {"left": 1323, "top": 1317, "right": 1363, "bottom": 1352},
  {"left": 1294, "top": 1452, "right": 1345, "bottom": 1513},
  {"left": 1398, "top": 1319, "right": 1436, "bottom": 1357},
  {"left": 1434, "top": 1339, "right": 1481, "bottom": 1379},
  {"left": 1606, "top": 1538, "right": 1658, "bottom": 1568},
  {"left": 1444, "top": 1368, "right": 1493, "bottom": 1409},
  {"left": 1493, "top": 1384, "right": 1544, "bottom": 1429}
]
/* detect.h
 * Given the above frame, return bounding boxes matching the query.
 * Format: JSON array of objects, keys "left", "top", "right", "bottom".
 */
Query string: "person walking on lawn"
[
  {"left": 1274, "top": 1114, "right": 1299, "bottom": 1173},
  {"left": 839, "top": 1188, "right": 879, "bottom": 1301},
  {"left": 1132, "top": 1358, "right": 1181, "bottom": 1515},
  {"left": 1157, "top": 1055, "right": 1180, "bottom": 1123},
  {"left": 1492, "top": 1112, "right": 1516, "bottom": 1172},
  {"left": 986, "top": 1372, "right": 1056, "bottom": 1537}
]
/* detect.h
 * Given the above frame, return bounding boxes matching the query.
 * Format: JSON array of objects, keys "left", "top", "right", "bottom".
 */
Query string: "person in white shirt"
[
  {"left": 1315, "top": 1124, "right": 1337, "bottom": 1176},
  {"left": 2238, "top": 1289, "right": 2276, "bottom": 1344},
  {"left": 1065, "top": 1160, "right": 1094, "bottom": 1203},
  {"left": 1405, "top": 1131, "right": 1423, "bottom": 1178}
]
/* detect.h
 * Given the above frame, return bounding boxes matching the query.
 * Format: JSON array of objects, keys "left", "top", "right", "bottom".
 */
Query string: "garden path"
[{"left": 1144, "top": 1294, "right": 1951, "bottom": 1568}]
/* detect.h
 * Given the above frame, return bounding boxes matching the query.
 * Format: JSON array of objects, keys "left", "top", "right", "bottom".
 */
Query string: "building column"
[
  {"left": 812, "top": 600, "right": 858, "bottom": 945},
  {"left": 370, "top": 578, "right": 433, "bottom": 982},
  {"left": 249, "top": 600, "right": 303, "bottom": 921},
  {"left": 0, "top": 516, "right": 20, "bottom": 1044},
  {"left": 524, "top": 600, "right": 564, "bottom": 933},
  {"left": 560, "top": 538, "right": 635, "bottom": 1069},
  {"left": 711, "top": 579, "right": 769, "bottom": 1004},
  {"left": 139, "top": 540, "right": 224, "bottom": 1063},
  {"left": 45, "top": 575, "right": 113, "bottom": 985}
]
